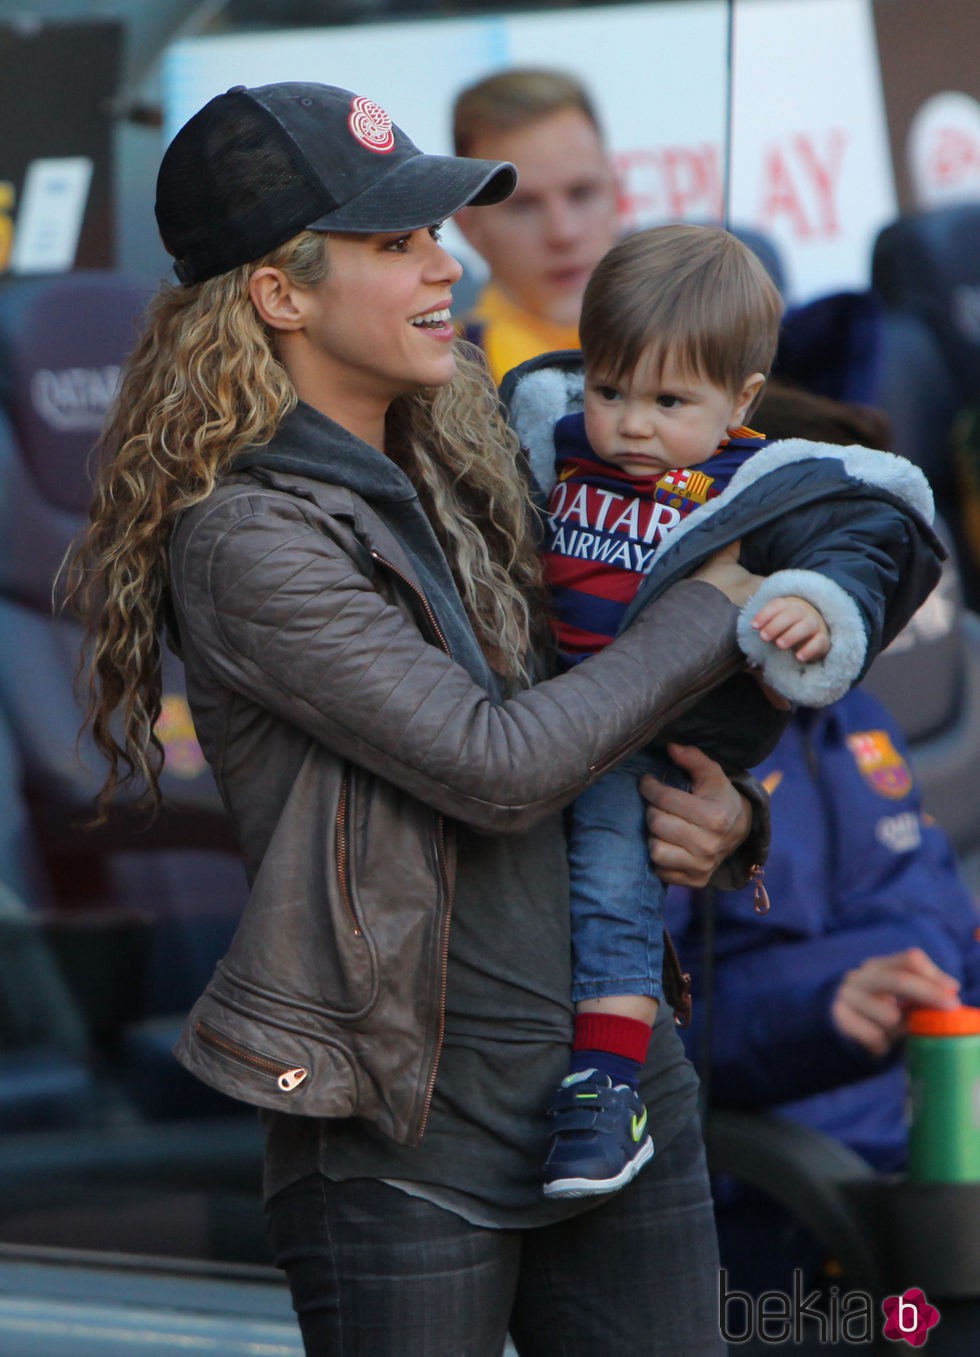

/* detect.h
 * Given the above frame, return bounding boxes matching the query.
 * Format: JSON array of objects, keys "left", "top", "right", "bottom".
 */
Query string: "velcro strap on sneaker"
[
  {"left": 547, "top": 1082, "right": 630, "bottom": 1131},
  {"left": 547, "top": 1103, "right": 604, "bottom": 1133}
]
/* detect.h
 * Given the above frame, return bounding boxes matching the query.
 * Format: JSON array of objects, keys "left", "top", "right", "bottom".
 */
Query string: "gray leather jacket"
[{"left": 170, "top": 402, "right": 772, "bottom": 1146}]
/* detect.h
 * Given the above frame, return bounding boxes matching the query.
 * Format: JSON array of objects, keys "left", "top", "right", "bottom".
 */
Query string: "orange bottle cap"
[{"left": 907, "top": 1005, "right": 980, "bottom": 1036}]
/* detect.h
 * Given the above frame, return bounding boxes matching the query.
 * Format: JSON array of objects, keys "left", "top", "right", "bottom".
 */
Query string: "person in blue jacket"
[{"left": 665, "top": 685, "right": 975, "bottom": 1175}]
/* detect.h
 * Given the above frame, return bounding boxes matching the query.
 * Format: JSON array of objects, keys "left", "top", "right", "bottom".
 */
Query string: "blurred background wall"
[{"left": 2, "top": 0, "right": 979, "bottom": 296}]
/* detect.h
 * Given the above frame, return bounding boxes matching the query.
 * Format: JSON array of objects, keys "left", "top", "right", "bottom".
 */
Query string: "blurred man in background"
[{"left": 452, "top": 68, "right": 620, "bottom": 382}]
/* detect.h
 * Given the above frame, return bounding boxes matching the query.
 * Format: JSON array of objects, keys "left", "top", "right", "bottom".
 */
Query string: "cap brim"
[{"left": 306, "top": 153, "right": 516, "bottom": 233}]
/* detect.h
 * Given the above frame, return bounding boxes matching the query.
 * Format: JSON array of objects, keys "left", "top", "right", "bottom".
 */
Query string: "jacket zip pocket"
[{"left": 195, "top": 1021, "right": 308, "bottom": 1091}]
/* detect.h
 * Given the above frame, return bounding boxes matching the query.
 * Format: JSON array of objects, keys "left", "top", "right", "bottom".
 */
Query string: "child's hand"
[{"left": 751, "top": 594, "right": 830, "bottom": 663}]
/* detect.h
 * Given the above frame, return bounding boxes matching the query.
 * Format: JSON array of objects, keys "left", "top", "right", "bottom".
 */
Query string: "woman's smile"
[{"left": 409, "top": 303, "right": 456, "bottom": 340}]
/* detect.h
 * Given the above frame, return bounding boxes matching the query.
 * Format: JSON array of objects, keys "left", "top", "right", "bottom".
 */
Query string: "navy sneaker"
[{"left": 542, "top": 1068, "right": 654, "bottom": 1198}]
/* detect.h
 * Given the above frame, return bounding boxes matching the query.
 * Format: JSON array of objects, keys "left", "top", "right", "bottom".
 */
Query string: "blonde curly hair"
[{"left": 67, "top": 230, "right": 543, "bottom": 816}]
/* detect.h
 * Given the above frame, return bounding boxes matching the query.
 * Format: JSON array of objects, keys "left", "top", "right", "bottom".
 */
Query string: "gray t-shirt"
[{"left": 262, "top": 812, "right": 700, "bottom": 1227}]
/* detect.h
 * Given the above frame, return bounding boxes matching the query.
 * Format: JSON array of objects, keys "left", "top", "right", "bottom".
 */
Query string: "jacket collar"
[
  {"left": 232, "top": 400, "right": 417, "bottom": 503},
  {"left": 230, "top": 399, "right": 504, "bottom": 699}
]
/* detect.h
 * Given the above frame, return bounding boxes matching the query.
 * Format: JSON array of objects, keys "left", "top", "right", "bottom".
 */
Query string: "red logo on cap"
[{"left": 348, "top": 96, "right": 396, "bottom": 154}]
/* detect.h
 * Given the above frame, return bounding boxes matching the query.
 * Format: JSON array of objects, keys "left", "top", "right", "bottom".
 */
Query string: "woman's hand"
[
  {"left": 690, "top": 540, "right": 765, "bottom": 609},
  {"left": 639, "top": 743, "right": 752, "bottom": 887},
  {"left": 831, "top": 948, "right": 961, "bottom": 1057}
]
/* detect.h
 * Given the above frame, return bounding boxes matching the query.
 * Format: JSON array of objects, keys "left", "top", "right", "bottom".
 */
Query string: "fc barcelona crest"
[
  {"left": 657, "top": 466, "right": 714, "bottom": 507},
  {"left": 845, "top": 729, "right": 913, "bottom": 799}
]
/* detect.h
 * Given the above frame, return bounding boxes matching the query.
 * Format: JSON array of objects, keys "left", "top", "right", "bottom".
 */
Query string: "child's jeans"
[{"left": 566, "top": 748, "right": 687, "bottom": 1004}]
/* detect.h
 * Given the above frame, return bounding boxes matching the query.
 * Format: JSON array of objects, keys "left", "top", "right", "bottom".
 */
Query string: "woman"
[{"left": 69, "top": 82, "right": 772, "bottom": 1356}]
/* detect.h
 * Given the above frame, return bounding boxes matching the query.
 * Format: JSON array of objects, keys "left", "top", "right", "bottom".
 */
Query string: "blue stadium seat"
[
  {"left": 871, "top": 203, "right": 980, "bottom": 606},
  {"left": 873, "top": 203, "right": 980, "bottom": 399},
  {"left": 0, "top": 271, "right": 249, "bottom": 1124}
]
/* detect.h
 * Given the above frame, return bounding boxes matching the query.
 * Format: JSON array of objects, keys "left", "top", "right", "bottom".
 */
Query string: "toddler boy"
[{"left": 537, "top": 225, "right": 930, "bottom": 1197}]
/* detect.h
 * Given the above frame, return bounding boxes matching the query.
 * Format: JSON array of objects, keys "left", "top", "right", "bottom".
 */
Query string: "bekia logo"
[
  {"left": 882, "top": 1288, "right": 940, "bottom": 1347},
  {"left": 719, "top": 1271, "right": 941, "bottom": 1347}
]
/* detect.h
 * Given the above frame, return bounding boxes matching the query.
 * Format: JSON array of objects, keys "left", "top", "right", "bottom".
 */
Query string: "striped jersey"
[{"left": 543, "top": 411, "right": 766, "bottom": 664}]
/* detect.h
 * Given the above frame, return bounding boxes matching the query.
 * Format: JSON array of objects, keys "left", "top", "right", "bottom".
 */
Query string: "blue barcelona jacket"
[{"left": 665, "top": 689, "right": 980, "bottom": 1171}]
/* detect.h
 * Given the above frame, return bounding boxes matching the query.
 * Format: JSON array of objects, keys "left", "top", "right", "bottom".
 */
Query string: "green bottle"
[{"left": 907, "top": 1005, "right": 980, "bottom": 1183}]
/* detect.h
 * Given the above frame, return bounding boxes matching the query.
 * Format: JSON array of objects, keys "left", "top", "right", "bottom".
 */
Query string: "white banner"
[
  {"left": 728, "top": 0, "right": 897, "bottom": 299},
  {"left": 164, "top": 0, "right": 896, "bottom": 304}
]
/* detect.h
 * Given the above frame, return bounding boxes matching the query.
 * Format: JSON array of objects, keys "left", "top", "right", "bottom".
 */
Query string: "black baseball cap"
[{"left": 156, "top": 81, "right": 517, "bottom": 286}]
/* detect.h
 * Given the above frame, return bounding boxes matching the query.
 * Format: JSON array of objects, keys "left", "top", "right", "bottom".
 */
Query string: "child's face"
[{"left": 583, "top": 347, "right": 764, "bottom": 479}]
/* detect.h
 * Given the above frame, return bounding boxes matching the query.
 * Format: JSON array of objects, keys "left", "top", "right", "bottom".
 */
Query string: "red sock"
[{"left": 571, "top": 1013, "right": 652, "bottom": 1088}]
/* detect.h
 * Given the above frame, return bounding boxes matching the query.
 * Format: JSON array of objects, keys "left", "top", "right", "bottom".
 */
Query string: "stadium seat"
[
  {"left": 872, "top": 204, "right": 980, "bottom": 605},
  {"left": 872, "top": 203, "right": 980, "bottom": 399},
  {"left": 873, "top": 311, "right": 962, "bottom": 508},
  {"left": 777, "top": 288, "right": 886, "bottom": 407},
  {"left": 0, "top": 271, "right": 249, "bottom": 1124}
]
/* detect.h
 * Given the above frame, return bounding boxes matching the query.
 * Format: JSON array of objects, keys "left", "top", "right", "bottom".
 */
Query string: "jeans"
[
  {"left": 566, "top": 749, "right": 687, "bottom": 1003},
  {"left": 265, "top": 1112, "right": 725, "bottom": 1356}
]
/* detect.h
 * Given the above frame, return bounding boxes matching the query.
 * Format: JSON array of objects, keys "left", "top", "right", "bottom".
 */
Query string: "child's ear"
[{"left": 732, "top": 372, "right": 767, "bottom": 426}]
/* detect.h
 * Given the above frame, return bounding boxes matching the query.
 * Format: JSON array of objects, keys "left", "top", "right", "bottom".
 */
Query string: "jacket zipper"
[
  {"left": 196, "top": 1021, "right": 308, "bottom": 1091},
  {"left": 369, "top": 550, "right": 450, "bottom": 652},
  {"left": 335, "top": 772, "right": 362, "bottom": 936},
  {"left": 369, "top": 548, "right": 453, "bottom": 1141}
]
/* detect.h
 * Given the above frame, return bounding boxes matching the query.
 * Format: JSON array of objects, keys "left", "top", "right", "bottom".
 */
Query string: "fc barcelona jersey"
[{"left": 543, "top": 411, "right": 765, "bottom": 663}]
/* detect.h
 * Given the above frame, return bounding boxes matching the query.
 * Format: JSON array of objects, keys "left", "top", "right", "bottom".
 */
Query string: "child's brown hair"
[{"left": 580, "top": 224, "right": 783, "bottom": 402}]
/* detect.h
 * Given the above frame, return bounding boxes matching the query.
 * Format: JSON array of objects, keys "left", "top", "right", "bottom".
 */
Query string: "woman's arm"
[{"left": 173, "top": 490, "right": 764, "bottom": 835}]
